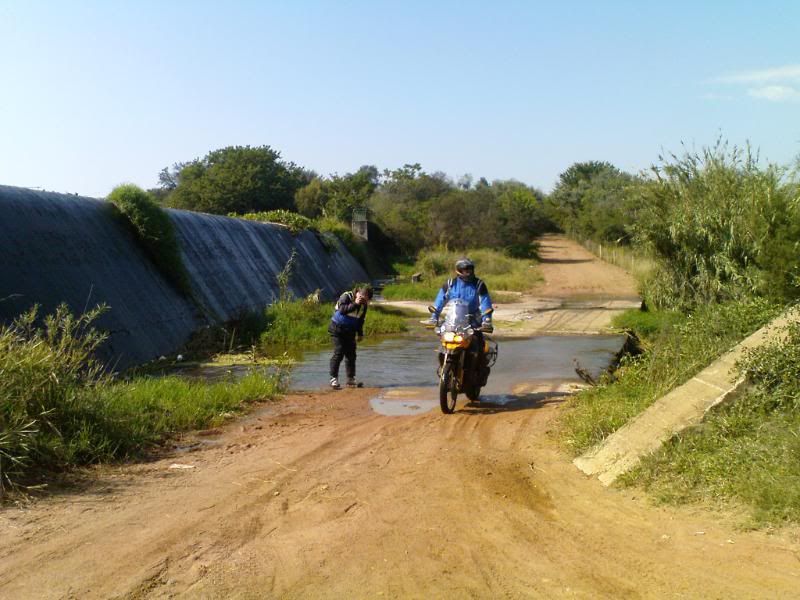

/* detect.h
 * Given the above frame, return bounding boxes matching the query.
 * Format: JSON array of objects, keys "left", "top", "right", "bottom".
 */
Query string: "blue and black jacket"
[
  {"left": 431, "top": 276, "right": 493, "bottom": 325},
  {"left": 330, "top": 290, "right": 368, "bottom": 336}
]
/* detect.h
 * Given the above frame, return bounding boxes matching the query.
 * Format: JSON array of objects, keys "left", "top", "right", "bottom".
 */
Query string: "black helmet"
[{"left": 455, "top": 257, "right": 474, "bottom": 274}]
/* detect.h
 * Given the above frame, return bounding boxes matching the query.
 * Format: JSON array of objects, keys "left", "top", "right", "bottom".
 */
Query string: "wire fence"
[{"left": 578, "top": 238, "right": 654, "bottom": 278}]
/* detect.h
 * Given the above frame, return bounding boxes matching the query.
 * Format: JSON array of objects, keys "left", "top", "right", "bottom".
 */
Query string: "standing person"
[{"left": 328, "top": 285, "right": 373, "bottom": 389}]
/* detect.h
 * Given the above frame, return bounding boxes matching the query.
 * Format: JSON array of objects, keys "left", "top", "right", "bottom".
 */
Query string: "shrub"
[
  {"left": 233, "top": 210, "right": 315, "bottom": 234},
  {"left": 108, "top": 184, "right": 191, "bottom": 295},
  {"left": 634, "top": 141, "right": 800, "bottom": 309},
  {"left": 0, "top": 305, "right": 286, "bottom": 494}
]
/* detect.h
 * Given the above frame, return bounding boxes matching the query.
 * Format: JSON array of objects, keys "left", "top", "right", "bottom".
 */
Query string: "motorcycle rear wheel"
[{"left": 439, "top": 362, "right": 458, "bottom": 414}]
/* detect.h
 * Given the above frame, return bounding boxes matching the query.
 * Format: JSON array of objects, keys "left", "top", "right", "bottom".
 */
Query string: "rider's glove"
[{"left": 481, "top": 319, "right": 493, "bottom": 333}]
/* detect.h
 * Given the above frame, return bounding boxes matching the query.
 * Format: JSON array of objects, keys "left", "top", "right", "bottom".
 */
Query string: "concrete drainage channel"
[{"left": 574, "top": 306, "right": 800, "bottom": 486}]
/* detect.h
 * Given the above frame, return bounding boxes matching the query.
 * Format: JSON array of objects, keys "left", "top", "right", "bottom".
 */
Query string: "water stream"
[{"left": 288, "top": 333, "right": 626, "bottom": 415}]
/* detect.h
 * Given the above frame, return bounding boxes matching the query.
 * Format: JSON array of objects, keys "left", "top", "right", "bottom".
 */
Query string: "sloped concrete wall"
[
  {"left": 0, "top": 185, "right": 370, "bottom": 369},
  {"left": 169, "top": 211, "right": 368, "bottom": 322}
]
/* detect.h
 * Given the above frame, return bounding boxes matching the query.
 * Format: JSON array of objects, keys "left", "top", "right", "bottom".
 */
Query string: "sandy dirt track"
[{"left": 1, "top": 235, "right": 798, "bottom": 599}]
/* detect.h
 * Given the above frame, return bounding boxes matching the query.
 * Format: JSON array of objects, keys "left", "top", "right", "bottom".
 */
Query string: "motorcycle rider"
[{"left": 428, "top": 258, "right": 494, "bottom": 382}]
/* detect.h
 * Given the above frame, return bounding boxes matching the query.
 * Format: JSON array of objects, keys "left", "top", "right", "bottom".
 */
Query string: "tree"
[
  {"left": 164, "top": 146, "right": 308, "bottom": 215},
  {"left": 294, "top": 166, "right": 380, "bottom": 221},
  {"left": 547, "top": 161, "right": 639, "bottom": 243}
]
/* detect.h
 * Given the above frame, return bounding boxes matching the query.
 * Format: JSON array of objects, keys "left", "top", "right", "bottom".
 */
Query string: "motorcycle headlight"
[
  {"left": 443, "top": 331, "right": 455, "bottom": 342},
  {"left": 453, "top": 334, "right": 463, "bottom": 343}
]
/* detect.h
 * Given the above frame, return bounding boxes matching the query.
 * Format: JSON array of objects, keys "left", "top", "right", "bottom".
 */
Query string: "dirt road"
[
  {"left": 383, "top": 235, "right": 641, "bottom": 336},
  {"left": 2, "top": 236, "right": 798, "bottom": 599}
]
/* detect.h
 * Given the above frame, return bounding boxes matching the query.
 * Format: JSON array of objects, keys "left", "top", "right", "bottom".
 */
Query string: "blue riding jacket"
[
  {"left": 431, "top": 276, "right": 493, "bottom": 324},
  {"left": 330, "top": 290, "right": 368, "bottom": 336}
]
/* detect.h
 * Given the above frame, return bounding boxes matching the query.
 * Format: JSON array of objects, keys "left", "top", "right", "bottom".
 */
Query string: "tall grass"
[
  {"left": 559, "top": 299, "right": 780, "bottom": 455},
  {"left": 624, "top": 319, "right": 800, "bottom": 525},
  {"left": 383, "top": 247, "right": 541, "bottom": 300},
  {"left": 0, "top": 305, "right": 286, "bottom": 494},
  {"left": 634, "top": 141, "right": 800, "bottom": 309},
  {"left": 259, "top": 296, "right": 408, "bottom": 354},
  {"left": 108, "top": 184, "right": 192, "bottom": 295}
]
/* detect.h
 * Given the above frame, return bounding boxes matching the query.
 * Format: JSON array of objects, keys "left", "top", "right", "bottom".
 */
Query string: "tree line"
[
  {"left": 148, "top": 145, "right": 554, "bottom": 260},
  {"left": 146, "top": 141, "right": 800, "bottom": 310}
]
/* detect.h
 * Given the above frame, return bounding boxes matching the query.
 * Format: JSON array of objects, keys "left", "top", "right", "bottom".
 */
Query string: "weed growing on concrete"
[{"left": 108, "top": 184, "right": 192, "bottom": 295}]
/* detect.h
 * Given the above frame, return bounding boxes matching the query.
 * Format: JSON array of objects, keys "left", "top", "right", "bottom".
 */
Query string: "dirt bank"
[{"left": 1, "top": 235, "right": 798, "bottom": 599}]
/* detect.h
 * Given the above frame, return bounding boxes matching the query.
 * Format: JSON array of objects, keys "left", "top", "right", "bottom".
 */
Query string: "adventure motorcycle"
[{"left": 427, "top": 299, "right": 498, "bottom": 414}]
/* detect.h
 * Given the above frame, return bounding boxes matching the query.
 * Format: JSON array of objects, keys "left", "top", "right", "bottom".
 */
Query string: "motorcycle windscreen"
[{"left": 441, "top": 299, "right": 472, "bottom": 330}]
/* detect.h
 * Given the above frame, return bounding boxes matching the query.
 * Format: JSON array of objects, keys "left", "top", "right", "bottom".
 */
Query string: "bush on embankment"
[
  {"left": 634, "top": 141, "right": 800, "bottom": 309},
  {"left": 0, "top": 305, "right": 285, "bottom": 495},
  {"left": 382, "top": 247, "right": 541, "bottom": 301},
  {"left": 108, "top": 184, "right": 192, "bottom": 295}
]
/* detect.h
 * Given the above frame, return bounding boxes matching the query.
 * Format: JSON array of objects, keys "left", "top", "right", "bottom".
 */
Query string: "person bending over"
[{"left": 328, "top": 285, "right": 373, "bottom": 389}]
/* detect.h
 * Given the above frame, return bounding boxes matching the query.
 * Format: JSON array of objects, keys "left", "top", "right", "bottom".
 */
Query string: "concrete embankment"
[
  {"left": 0, "top": 185, "right": 368, "bottom": 369},
  {"left": 574, "top": 306, "right": 800, "bottom": 485}
]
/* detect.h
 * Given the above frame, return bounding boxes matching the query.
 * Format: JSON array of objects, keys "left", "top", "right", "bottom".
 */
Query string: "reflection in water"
[{"left": 289, "top": 334, "right": 625, "bottom": 416}]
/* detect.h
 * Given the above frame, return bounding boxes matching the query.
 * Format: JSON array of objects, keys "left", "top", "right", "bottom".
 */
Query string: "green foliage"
[
  {"left": 276, "top": 248, "right": 298, "bottom": 302},
  {"left": 295, "top": 166, "right": 379, "bottom": 220},
  {"left": 0, "top": 305, "right": 285, "bottom": 493},
  {"left": 625, "top": 319, "right": 800, "bottom": 525},
  {"left": 382, "top": 248, "right": 541, "bottom": 301},
  {"left": 560, "top": 299, "right": 780, "bottom": 455},
  {"left": 634, "top": 141, "right": 800, "bottom": 309},
  {"left": 610, "top": 308, "right": 682, "bottom": 339},
  {"left": 381, "top": 281, "right": 442, "bottom": 302},
  {"left": 369, "top": 166, "right": 551, "bottom": 258},
  {"left": 233, "top": 210, "right": 315, "bottom": 234},
  {"left": 164, "top": 145, "right": 311, "bottom": 215},
  {"left": 259, "top": 296, "right": 407, "bottom": 353},
  {"left": 108, "top": 184, "right": 191, "bottom": 295},
  {"left": 547, "top": 161, "right": 641, "bottom": 244}
]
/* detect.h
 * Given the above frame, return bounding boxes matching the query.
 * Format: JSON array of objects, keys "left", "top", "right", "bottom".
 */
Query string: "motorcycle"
[{"left": 426, "top": 299, "right": 498, "bottom": 414}]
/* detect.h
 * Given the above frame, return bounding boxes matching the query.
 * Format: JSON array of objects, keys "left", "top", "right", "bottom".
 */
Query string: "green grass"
[
  {"left": 232, "top": 210, "right": 314, "bottom": 234},
  {"left": 0, "top": 305, "right": 286, "bottom": 494},
  {"left": 259, "top": 297, "right": 408, "bottom": 354},
  {"left": 559, "top": 299, "right": 780, "bottom": 456},
  {"left": 622, "top": 319, "right": 800, "bottom": 526},
  {"left": 107, "top": 184, "right": 192, "bottom": 295},
  {"left": 382, "top": 247, "right": 541, "bottom": 301}
]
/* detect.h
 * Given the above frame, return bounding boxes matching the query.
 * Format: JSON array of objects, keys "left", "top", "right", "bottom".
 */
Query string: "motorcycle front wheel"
[
  {"left": 466, "top": 385, "right": 481, "bottom": 402},
  {"left": 439, "top": 362, "right": 458, "bottom": 414}
]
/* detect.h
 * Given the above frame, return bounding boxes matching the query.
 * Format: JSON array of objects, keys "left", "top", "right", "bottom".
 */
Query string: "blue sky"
[{"left": 1, "top": 1, "right": 798, "bottom": 197}]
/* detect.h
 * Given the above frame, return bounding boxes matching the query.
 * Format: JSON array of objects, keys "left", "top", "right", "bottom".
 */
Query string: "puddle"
[
  {"left": 370, "top": 397, "right": 439, "bottom": 416},
  {"left": 288, "top": 334, "right": 625, "bottom": 416}
]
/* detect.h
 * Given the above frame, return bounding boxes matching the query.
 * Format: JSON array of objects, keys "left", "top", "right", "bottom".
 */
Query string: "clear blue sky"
[{"left": 1, "top": 1, "right": 798, "bottom": 197}]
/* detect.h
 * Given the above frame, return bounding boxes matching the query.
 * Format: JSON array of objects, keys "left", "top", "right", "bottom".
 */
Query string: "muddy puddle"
[{"left": 288, "top": 334, "right": 625, "bottom": 415}]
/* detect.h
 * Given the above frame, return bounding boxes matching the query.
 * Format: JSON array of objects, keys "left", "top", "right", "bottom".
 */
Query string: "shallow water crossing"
[{"left": 289, "top": 334, "right": 626, "bottom": 415}]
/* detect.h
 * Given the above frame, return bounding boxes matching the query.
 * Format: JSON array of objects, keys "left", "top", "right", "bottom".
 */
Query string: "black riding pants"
[{"left": 329, "top": 331, "right": 357, "bottom": 379}]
